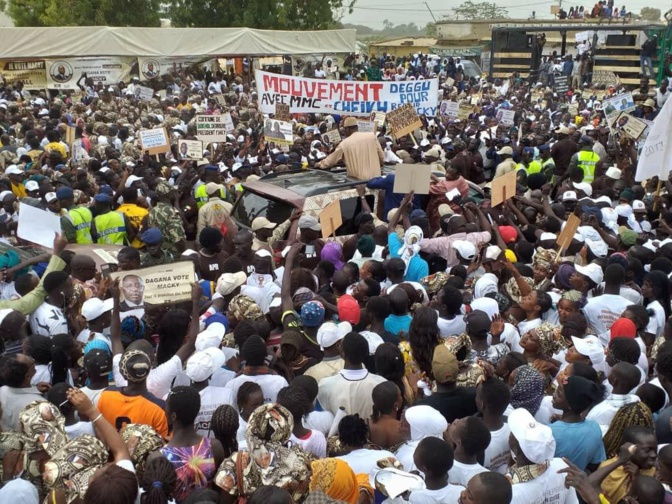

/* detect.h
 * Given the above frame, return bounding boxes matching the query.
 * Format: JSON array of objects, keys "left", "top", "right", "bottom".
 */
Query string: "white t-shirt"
[
  {"left": 646, "top": 300, "right": 666, "bottom": 338},
  {"left": 66, "top": 421, "right": 95, "bottom": 439},
  {"left": 290, "top": 430, "right": 327, "bottom": 458},
  {"left": 223, "top": 374, "right": 288, "bottom": 411},
  {"left": 31, "top": 364, "right": 74, "bottom": 386},
  {"left": 408, "top": 484, "right": 465, "bottom": 504},
  {"left": 195, "top": 385, "right": 234, "bottom": 437},
  {"left": 587, "top": 285, "right": 643, "bottom": 306},
  {"left": 448, "top": 460, "right": 488, "bottom": 486},
  {"left": 113, "top": 353, "right": 183, "bottom": 400},
  {"left": 76, "top": 329, "right": 111, "bottom": 350},
  {"left": 517, "top": 318, "right": 542, "bottom": 337},
  {"left": 437, "top": 316, "right": 466, "bottom": 338},
  {"left": 236, "top": 416, "right": 248, "bottom": 451},
  {"left": 582, "top": 294, "right": 631, "bottom": 345},
  {"left": 502, "top": 323, "right": 523, "bottom": 353},
  {"left": 484, "top": 424, "right": 511, "bottom": 474},
  {"left": 29, "top": 302, "right": 68, "bottom": 337},
  {"left": 80, "top": 386, "right": 105, "bottom": 406},
  {"left": 586, "top": 394, "right": 639, "bottom": 435},
  {"left": 305, "top": 410, "right": 335, "bottom": 436},
  {"left": 337, "top": 447, "right": 395, "bottom": 477},
  {"left": 395, "top": 440, "right": 420, "bottom": 472},
  {"left": 510, "top": 458, "right": 579, "bottom": 504}
]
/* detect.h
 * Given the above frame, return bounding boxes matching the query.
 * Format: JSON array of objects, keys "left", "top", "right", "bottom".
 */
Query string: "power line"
[{"left": 350, "top": 0, "right": 553, "bottom": 11}]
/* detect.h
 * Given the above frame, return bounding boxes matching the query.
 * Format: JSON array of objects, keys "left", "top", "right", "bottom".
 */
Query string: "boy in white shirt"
[
  {"left": 459, "top": 471, "right": 513, "bottom": 504},
  {"left": 447, "top": 416, "right": 490, "bottom": 486},
  {"left": 408, "top": 437, "right": 464, "bottom": 504}
]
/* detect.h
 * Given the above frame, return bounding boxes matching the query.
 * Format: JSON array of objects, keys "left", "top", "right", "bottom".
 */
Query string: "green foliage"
[
  {"left": 166, "top": 0, "right": 355, "bottom": 29},
  {"left": 639, "top": 7, "right": 661, "bottom": 21},
  {"left": 0, "top": 0, "right": 162, "bottom": 26},
  {"left": 452, "top": 1, "right": 508, "bottom": 20}
]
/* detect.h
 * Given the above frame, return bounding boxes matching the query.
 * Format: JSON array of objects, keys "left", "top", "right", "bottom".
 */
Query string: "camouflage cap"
[{"left": 155, "top": 181, "right": 174, "bottom": 197}]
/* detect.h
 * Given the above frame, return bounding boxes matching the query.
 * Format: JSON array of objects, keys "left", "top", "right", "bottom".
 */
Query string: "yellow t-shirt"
[{"left": 45, "top": 141, "right": 67, "bottom": 159}]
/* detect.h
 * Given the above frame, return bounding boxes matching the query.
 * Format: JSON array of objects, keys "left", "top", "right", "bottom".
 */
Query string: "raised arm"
[
  {"left": 108, "top": 279, "right": 124, "bottom": 357},
  {"left": 174, "top": 283, "right": 201, "bottom": 363},
  {"left": 388, "top": 190, "right": 414, "bottom": 234}
]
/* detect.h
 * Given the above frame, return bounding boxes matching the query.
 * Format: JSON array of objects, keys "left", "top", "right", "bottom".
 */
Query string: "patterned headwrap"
[
  {"left": 119, "top": 349, "right": 151, "bottom": 383},
  {"left": 310, "top": 459, "right": 372, "bottom": 504},
  {"left": 215, "top": 404, "right": 311, "bottom": 500},
  {"left": 510, "top": 365, "right": 545, "bottom": 416},
  {"left": 561, "top": 290, "right": 583, "bottom": 303},
  {"left": 534, "top": 322, "right": 564, "bottom": 358},
  {"left": 120, "top": 315, "right": 145, "bottom": 346},
  {"left": 121, "top": 424, "right": 164, "bottom": 478},
  {"left": 505, "top": 275, "right": 535, "bottom": 305},
  {"left": 443, "top": 334, "right": 483, "bottom": 387},
  {"left": 443, "top": 333, "right": 472, "bottom": 358},
  {"left": 420, "top": 272, "right": 451, "bottom": 295},
  {"left": 399, "top": 226, "right": 423, "bottom": 275},
  {"left": 228, "top": 294, "right": 264, "bottom": 322},
  {"left": 42, "top": 435, "right": 108, "bottom": 503},
  {"left": 533, "top": 248, "right": 555, "bottom": 272},
  {"left": 19, "top": 401, "right": 68, "bottom": 457}
]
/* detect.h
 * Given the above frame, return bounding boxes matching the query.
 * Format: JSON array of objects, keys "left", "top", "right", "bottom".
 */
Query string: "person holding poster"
[{"left": 315, "top": 117, "right": 383, "bottom": 180}]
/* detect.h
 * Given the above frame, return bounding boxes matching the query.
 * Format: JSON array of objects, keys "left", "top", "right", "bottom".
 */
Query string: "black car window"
[
  {"left": 333, "top": 194, "right": 375, "bottom": 237},
  {"left": 231, "top": 191, "right": 294, "bottom": 229}
]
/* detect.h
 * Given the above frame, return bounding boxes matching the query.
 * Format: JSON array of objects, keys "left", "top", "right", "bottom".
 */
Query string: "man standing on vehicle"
[{"left": 315, "top": 117, "right": 384, "bottom": 180}]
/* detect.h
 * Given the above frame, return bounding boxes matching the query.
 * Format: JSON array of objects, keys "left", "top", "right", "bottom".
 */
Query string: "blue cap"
[
  {"left": 99, "top": 185, "right": 114, "bottom": 195},
  {"left": 538, "top": 144, "right": 550, "bottom": 152},
  {"left": 55, "top": 164, "right": 65, "bottom": 171},
  {"left": 579, "top": 135, "right": 593, "bottom": 145},
  {"left": 204, "top": 164, "right": 219, "bottom": 172},
  {"left": 94, "top": 193, "right": 110, "bottom": 203},
  {"left": 523, "top": 147, "right": 535, "bottom": 155},
  {"left": 276, "top": 154, "right": 289, "bottom": 164},
  {"left": 56, "top": 187, "right": 73, "bottom": 200},
  {"left": 409, "top": 209, "right": 427, "bottom": 220},
  {"left": 205, "top": 313, "right": 230, "bottom": 333},
  {"left": 141, "top": 227, "right": 163, "bottom": 245},
  {"left": 300, "top": 300, "right": 325, "bottom": 327}
]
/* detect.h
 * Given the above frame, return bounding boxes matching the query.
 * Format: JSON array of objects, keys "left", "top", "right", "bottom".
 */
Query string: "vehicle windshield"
[
  {"left": 231, "top": 190, "right": 294, "bottom": 229},
  {"left": 460, "top": 60, "right": 482, "bottom": 79}
]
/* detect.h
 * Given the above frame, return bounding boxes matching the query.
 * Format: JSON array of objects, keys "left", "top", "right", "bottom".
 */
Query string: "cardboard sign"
[
  {"left": 554, "top": 76, "right": 569, "bottom": 94},
  {"left": 17, "top": 203, "right": 61, "bottom": 249},
  {"left": 320, "top": 199, "right": 342, "bottom": 238},
  {"left": 323, "top": 129, "right": 342, "bottom": 145},
  {"left": 386, "top": 103, "right": 422, "bottom": 139},
  {"left": 213, "top": 94, "right": 227, "bottom": 107},
  {"left": 556, "top": 214, "right": 581, "bottom": 253},
  {"left": 157, "top": 89, "right": 167, "bottom": 101},
  {"left": 196, "top": 114, "right": 234, "bottom": 143},
  {"left": 356, "top": 121, "right": 375, "bottom": 133},
  {"left": 490, "top": 169, "right": 516, "bottom": 207},
  {"left": 603, "top": 92, "right": 635, "bottom": 122},
  {"left": 178, "top": 139, "right": 204, "bottom": 160},
  {"left": 135, "top": 85, "right": 154, "bottom": 102},
  {"left": 275, "top": 102, "right": 291, "bottom": 121},
  {"left": 614, "top": 112, "right": 648, "bottom": 140},
  {"left": 568, "top": 103, "right": 579, "bottom": 116},
  {"left": 65, "top": 125, "right": 76, "bottom": 147},
  {"left": 497, "top": 109, "right": 515, "bottom": 126},
  {"left": 393, "top": 164, "right": 431, "bottom": 195},
  {"left": 439, "top": 101, "right": 459, "bottom": 118},
  {"left": 470, "top": 95, "right": 480, "bottom": 106},
  {"left": 138, "top": 128, "right": 170, "bottom": 155},
  {"left": 264, "top": 118, "right": 293, "bottom": 145},
  {"left": 0, "top": 60, "right": 47, "bottom": 90},
  {"left": 371, "top": 112, "right": 386, "bottom": 128},
  {"left": 445, "top": 77, "right": 455, "bottom": 88},
  {"left": 71, "top": 138, "right": 87, "bottom": 163},
  {"left": 109, "top": 261, "right": 195, "bottom": 307}
]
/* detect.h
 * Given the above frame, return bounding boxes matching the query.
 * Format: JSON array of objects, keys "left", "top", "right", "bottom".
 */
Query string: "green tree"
[
  {"left": 452, "top": 1, "right": 508, "bottom": 20},
  {"left": 639, "top": 7, "right": 661, "bottom": 21},
  {"left": 425, "top": 22, "right": 437, "bottom": 37},
  {"left": 0, "top": 0, "right": 161, "bottom": 26},
  {"left": 166, "top": 0, "right": 354, "bottom": 29}
]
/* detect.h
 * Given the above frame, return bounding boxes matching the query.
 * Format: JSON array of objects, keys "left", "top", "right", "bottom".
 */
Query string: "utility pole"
[{"left": 424, "top": 2, "right": 437, "bottom": 22}]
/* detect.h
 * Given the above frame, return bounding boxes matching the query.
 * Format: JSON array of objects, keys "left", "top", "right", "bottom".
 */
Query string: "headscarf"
[
  {"left": 474, "top": 273, "right": 498, "bottom": 299},
  {"left": 228, "top": 294, "right": 264, "bottom": 322},
  {"left": 321, "top": 241, "right": 345, "bottom": 271},
  {"left": 534, "top": 322, "right": 564, "bottom": 358},
  {"left": 554, "top": 263, "right": 576, "bottom": 290},
  {"left": 561, "top": 290, "right": 583, "bottom": 303},
  {"left": 43, "top": 435, "right": 108, "bottom": 503},
  {"left": 603, "top": 402, "right": 653, "bottom": 458},
  {"left": 533, "top": 248, "right": 555, "bottom": 272},
  {"left": 564, "top": 375, "right": 602, "bottom": 414},
  {"left": 215, "top": 404, "right": 311, "bottom": 500},
  {"left": 485, "top": 292, "right": 511, "bottom": 314},
  {"left": 19, "top": 401, "right": 68, "bottom": 457},
  {"left": 120, "top": 315, "right": 145, "bottom": 345},
  {"left": 470, "top": 298, "right": 499, "bottom": 320},
  {"left": 398, "top": 226, "right": 423, "bottom": 274},
  {"left": 309, "top": 459, "right": 372, "bottom": 504},
  {"left": 420, "top": 272, "right": 451, "bottom": 295},
  {"left": 404, "top": 405, "right": 448, "bottom": 441},
  {"left": 443, "top": 334, "right": 483, "bottom": 387},
  {"left": 505, "top": 275, "right": 535, "bottom": 304},
  {"left": 510, "top": 365, "right": 545, "bottom": 415},
  {"left": 121, "top": 424, "right": 164, "bottom": 477},
  {"left": 610, "top": 318, "right": 637, "bottom": 340}
]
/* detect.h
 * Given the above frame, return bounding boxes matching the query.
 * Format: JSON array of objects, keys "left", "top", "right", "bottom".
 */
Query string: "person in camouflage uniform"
[{"left": 147, "top": 181, "right": 186, "bottom": 255}]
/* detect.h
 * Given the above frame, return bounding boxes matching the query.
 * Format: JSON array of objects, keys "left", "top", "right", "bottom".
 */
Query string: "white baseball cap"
[
  {"left": 216, "top": 272, "right": 247, "bottom": 296},
  {"left": 484, "top": 245, "right": 503, "bottom": 262},
  {"left": 316, "top": 321, "right": 352, "bottom": 349},
  {"left": 24, "top": 180, "right": 39, "bottom": 192},
  {"left": 45, "top": 192, "right": 58, "bottom": 203},
  {"left": 562, "top": 191, "right": 577, "bottom": 202},
  {"left": 195, "top": 322, "right": 226, "bottom": 352},
  {"left": 585, "top": 239, "right": 608, "bottom": 258},
  {"left": 251, "top": 217, "right": 276, "bottom": 232},
  {"left": 540, "top": 232, "right": 557, "bottom": 241},
  {"left": 81, "top": 298, "right": 114, "bottom": 322},
  {"left": 125, "top": 175, "right": 143, "bottom": 188},
  {"left": 5, "top": 165, "right": 23, "bottom": 176},
  {"left": 632, "top": 200, "right": 646, "bottom": 213},
  {"left": 575, "top": 263, "right": 604, "bottom": 285},
  {"left": 605, "top": 166, "right": 622, "bottom": 180},
  {"left": 186, "top": 348, "right": 226, "bottom": 382},
  {"left": 571, "top": 335, "right": 605, "bottom": 366},
  {"left": 453, "top": 240, "right": 476, "bottom": 261},
  {"left": 508, "top": 407, "right": 556, "bottom": 464}
]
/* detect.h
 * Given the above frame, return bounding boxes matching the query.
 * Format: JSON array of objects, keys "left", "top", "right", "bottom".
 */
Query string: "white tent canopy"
[{"left": 0, "top": 26, "right": 356, "bottom": 59}]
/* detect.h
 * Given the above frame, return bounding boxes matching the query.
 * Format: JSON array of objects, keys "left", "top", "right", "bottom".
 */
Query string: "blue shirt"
[
  {"left": 367, "top": 174, "right": 421, "bottom": 219},
  {"left": 549, "top": 420, "right": 606, "bottom": 470},
  {"left": 388, "top": 233, "right": 429, "bottom": 282},
  {"left": 384, "top": 313, "right": 412, "bottom": 336}
]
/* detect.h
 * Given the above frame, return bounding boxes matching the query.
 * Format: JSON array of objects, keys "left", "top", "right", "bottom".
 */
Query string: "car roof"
[{"left": 246, "top": 169, "right": 365, "bottom": 197}]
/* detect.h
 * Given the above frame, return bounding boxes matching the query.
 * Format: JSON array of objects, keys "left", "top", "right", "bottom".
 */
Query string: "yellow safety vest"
[
  {"left": 577, "top": 150, "right": 600, "bottom": 183},
  {"left": 68, "top": 207, "right": 93, "bottom": 244},
  {"left": 525, "top": 160, "right": 542, "bottom": 175},
  {"left": 94, "top": 211, "right": 127, "bottom": 245},
  {"left": 195, "top": 184, "right": 226, "bottom": 209}
]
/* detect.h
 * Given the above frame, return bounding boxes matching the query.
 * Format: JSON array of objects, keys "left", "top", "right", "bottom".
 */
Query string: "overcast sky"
[{"left": 341, "top": 0, "right": 670, "bottom": 29}]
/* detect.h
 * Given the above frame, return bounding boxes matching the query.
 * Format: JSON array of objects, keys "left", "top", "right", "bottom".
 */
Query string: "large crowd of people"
[{"left": 0, "top": 43, "right": 670, "bottom": 504}]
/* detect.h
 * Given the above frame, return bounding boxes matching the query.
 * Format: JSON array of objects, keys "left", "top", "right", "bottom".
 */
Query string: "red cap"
[
  {"left": 337, "top": 294, "right": 361, "bottom": 325},
  {"left": 610, "top": 318, "right": 637, "bottom": 340},
  {"left": 499, "top": 225, "right": 517, "bottom": 244}
]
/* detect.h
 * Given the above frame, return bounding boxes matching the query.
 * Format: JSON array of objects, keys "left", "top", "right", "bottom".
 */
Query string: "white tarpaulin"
[
  {"left": 45, "top": 57, "right": 133, "bottom": 89},
  {"left": 137, "top": 57, "right": 209, "bottom": 80},
  {"left": 0, "top": 27, "right": 356, "bottom": 59},
  {"left": 256, "top": 70, "right": 440, "bottom": 117},
  {"left": 635, "top": 95, "right": 672, "bottom": 182}
]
